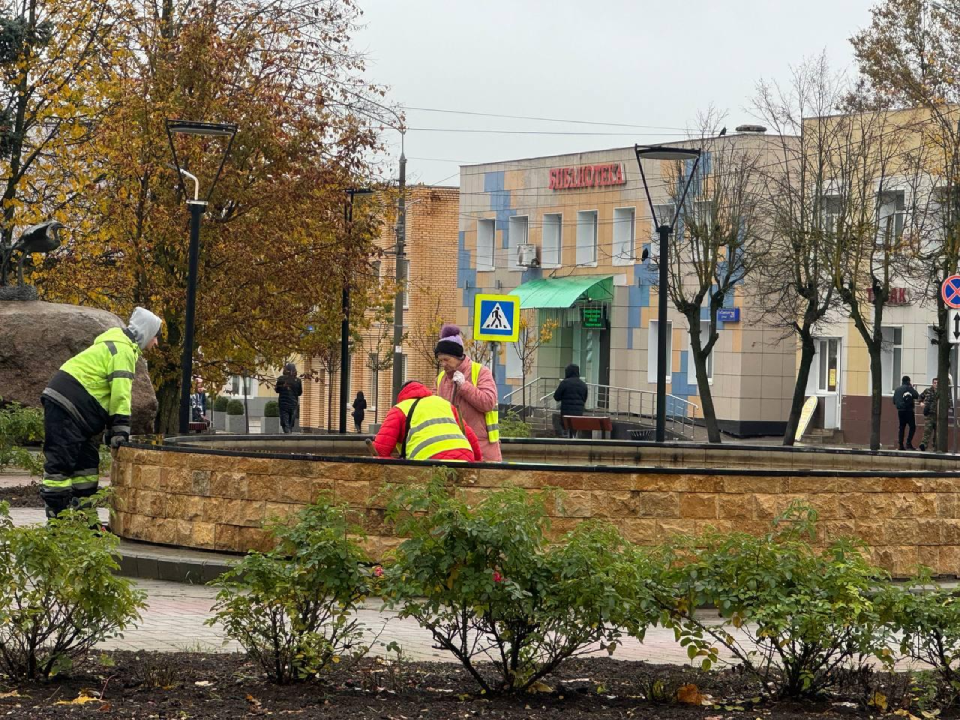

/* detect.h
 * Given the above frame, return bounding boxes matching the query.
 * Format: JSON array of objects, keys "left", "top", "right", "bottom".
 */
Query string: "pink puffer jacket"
[{"left": 437, "top": 356, "right": 502, "bottom": 462}]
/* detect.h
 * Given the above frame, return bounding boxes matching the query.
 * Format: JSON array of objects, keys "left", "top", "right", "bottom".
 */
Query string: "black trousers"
[
  {"left": 280, "top": 405, "right": 297, "bottom": 433},
  {"left": 40, "top": 398, "right": 101, "bottom": 518},
  {"left": 897, "top": 409, "right": 917, "bottom": 449}
]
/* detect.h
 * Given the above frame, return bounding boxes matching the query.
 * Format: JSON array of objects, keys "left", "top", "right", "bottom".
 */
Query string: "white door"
[{"left": 815, "top": 338, "right": 842, "bottom": 429}]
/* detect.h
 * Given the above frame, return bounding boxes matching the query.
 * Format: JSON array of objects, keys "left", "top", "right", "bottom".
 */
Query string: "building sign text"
[{"left": 549, "top": 163, "right": 625, "bottom": 191}]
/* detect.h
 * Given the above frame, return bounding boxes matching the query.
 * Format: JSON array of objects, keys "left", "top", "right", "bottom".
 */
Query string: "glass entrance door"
[{"left": 815, "top": 337, "right": 841, "bottom": 429}]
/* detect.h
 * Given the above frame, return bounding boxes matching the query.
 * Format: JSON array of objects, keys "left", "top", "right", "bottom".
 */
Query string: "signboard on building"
[
  {"left": 549, "top": 163, "right": 626, "bottom": 191},
  {"left": 473, "top": 294, "right": 520, "bottom": 342},
  {"left": 580, "top": 306, "right": 605, "bottom": 329},
  {"left": 867, "top": 287, "right": 910, "bottom": 304},
  {"left": 718, "top": 308, "right": 740, "bottom": 323}
]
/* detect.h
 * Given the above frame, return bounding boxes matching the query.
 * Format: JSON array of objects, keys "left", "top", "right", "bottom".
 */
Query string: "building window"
[
  {"left": 509, "top": 216, "right": 528, "bottom": 270},
  {"left": 687, "top": 324, "right": 713, "bottom": 382},
  {"left": 576, "top": 210, "right": 598, "bottom": 266},
  {"left": 816, "top": 338, "right": 839, "bottom": 392},
  {"left": 477, "top": 218, "right": 495, "bottom": 271},
  {"left": 542, "top": 213, "right": 562, "bottom": 268},
  {"left": 506, "top": 342, "right": 522, "bottom": 379},
  {"left": 401, "top": 353, "right": 408, "bottom": 382},
  {"left": 227, "top": 375, "right": 256, "bottom": 398},
  {"left": 613, "top": 207, "right": 636, "bottom": 265},
  {"left": 647, "top": 320, "right": 672, "bottom": 383},
  {"left": 823, "top": 195, "right": 842, "bottom": 234},
  {"left": 876, "top": 190, "right": 905, "bottom": 246},
  {"left": 880, "top": 326, "right": 902, "bottom": 395},
  {"left": 370, "top": 259, "right": 382, "bottom": 284}
]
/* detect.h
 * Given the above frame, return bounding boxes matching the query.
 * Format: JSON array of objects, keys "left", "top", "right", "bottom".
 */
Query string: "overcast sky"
[{"left": 354, "top": 0, "right": 877, "bottom": 187}]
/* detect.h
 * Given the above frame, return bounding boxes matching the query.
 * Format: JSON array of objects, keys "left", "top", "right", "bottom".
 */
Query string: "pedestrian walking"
[
  {"left": 435, "top": 324, "right": 502, "bottom": 461},
  {"left": 40, "top": 307, "right": 162, "bottom": 519},
  {"left": 554, "top": 363, "right": 589, "bottom": 437},
  {"left": 372, "top": 381, "right": 481, "bottom": 461},
  {"left": 892, "top": 375, "right": 920, "bottom": 450},
  {"left": 351, "top": 391, "right": 367, "bottom": 433},
  {"left": 275, "top": 362, "right": 302, "bottom": 434},
  {"left": 919, "top": 376, "right": 953, "bottom": 451}
]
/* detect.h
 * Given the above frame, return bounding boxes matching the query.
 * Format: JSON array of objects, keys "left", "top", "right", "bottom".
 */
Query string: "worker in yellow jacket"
[{"left": 39, "top": 307, "right": 162, "bottom": 518}]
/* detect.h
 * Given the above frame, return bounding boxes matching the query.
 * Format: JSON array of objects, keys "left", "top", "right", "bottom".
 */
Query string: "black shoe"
[
  {"left": 906, "top": 445, "right": 917, "bottom": 451},
  {"left": 919, "top": 443, "right": 926, "bottom": 451},
  {"left": 898, "top": 445, "right": 905, "bottom": 451}
]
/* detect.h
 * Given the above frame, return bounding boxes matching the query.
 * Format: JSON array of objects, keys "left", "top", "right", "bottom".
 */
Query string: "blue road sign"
[
  {"left": 473, "top": 294, "right": 520, "bottom": 342},
  {"left": 944, "top": 275, "right": 960, "bottom": 309}
]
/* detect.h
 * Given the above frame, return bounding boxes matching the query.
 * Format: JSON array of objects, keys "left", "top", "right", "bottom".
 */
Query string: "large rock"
[{"left": 0, "top": 301, "right": 158, "bottom": 434}]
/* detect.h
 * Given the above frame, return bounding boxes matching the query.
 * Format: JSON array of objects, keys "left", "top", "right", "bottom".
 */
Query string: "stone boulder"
[{"left": 0, "top": 301, "right": 158, "bottom": 434}]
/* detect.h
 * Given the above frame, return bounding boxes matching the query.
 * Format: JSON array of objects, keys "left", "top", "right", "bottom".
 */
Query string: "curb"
[{"left": 113, "top": 540, "right": 237, "bottom": 584}]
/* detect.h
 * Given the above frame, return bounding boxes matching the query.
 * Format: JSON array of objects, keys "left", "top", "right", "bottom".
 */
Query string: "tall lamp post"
[
  {"left": 340, "top": 187, "right": 375, "bottom": 434},
  {"left": 634, "top": 145, "right": 702, "bottom": 443},
  {"left": 166, "top": 119, "right": 238, "bottom": 435}
]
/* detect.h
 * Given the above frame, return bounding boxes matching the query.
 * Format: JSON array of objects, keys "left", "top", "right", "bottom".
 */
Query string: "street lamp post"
[
  {"left": 340, "top": 188, "right": 375, "bottom": 435},
  {"left": 166, "top": 119, "right": 237, "bottom": 435},
  {"left": 634, "top": 145, "right": 702, "bottom": 443}
]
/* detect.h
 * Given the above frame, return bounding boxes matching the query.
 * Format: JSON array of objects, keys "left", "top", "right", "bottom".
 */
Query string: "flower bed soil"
[
  {"left": 0, "top": 651, "right": 949, "bottom": 719},
  {"left": 0, "top": 480, "right": 42, "bottom": 507}
]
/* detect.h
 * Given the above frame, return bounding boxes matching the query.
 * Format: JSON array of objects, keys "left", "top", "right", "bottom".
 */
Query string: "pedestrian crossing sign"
[{"left": 473, "top": 294, "right": 520, "bottom": 342}]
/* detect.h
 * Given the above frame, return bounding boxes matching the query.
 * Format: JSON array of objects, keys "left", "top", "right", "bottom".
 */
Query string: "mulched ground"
[
  {"left": 0, "top": 480, "right": 42, "bottom": 507},
  {"left": 0, "top": 651, "right": 951, "bottom": 718}
]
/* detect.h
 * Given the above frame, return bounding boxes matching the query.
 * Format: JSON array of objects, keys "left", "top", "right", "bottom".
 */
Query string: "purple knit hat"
[{"left": 435, "top": 323, "right": 465, "bottom": 358}]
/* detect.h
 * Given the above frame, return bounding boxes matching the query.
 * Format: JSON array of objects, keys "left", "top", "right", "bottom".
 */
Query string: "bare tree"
[
  {"left": 662, "top": 110, "right": 763, "bottom": 443},
  {"left": 511, "top": 312, "right": 559, "bottom": 419}
]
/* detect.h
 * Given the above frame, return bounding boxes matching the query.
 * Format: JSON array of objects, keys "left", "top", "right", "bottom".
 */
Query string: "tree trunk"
[
  {"left": 868, "top": 342, "right": 883, "bottom": 451},
  {"left": 155, "top": 378, "right": 180, "bottom": 435},
  {"left": 327, "top": 371, "right": 334, "bottom": 432},
  {"left": 783, "top": 330, "right": 817, "bottom": 446},
  {"left": 687, "top": 313, "right": 721, "bottom": 444}
]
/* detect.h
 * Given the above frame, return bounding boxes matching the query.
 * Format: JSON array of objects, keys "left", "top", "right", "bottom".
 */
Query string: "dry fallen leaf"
[
  {"left": 55, "top": 693, "right": 99, "bottom": 706},
  {"left": 194, "top": 680, "right": 214, "bottom": 687},
  {"left": 0, "top": 690, "right": 21, "bottom": 698},
  {"left": 869, "top": 691, "right": 888, "bottom": 712},
  {"left": 677, "top": 684, "right": 705, "bottom": 705},
  {"left": 526, "top": 681, "right": 553, "bottom": 694},
  {"left": 894, "top": 710, "right": 921, "bottom": 720}
]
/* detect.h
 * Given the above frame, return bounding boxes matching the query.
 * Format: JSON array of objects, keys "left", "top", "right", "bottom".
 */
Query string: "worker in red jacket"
[{"left": 372, "top": 381, "right": 482, "bottom": 462}]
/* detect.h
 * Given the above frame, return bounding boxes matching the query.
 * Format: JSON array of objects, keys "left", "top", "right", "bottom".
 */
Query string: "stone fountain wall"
[{"left": 111, "top": 444, "right": 960, "bottom": 577}]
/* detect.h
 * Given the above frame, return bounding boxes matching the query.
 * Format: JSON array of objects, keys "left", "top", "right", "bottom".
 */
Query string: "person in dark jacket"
[
  {"left": 892, "top": 375, "right": 920, "bottom": 450},
  {"left": 275, "top": 362, "right": 302, "bottom": 434},
  {"left": 40, "top": 307, "right": 162, "bottom": 519},
  {"left": 351, "top": 391, "right": 367, "bottom": 433},
  {"left": 554, "top": 364, "right": 589, "bottom": 437}
]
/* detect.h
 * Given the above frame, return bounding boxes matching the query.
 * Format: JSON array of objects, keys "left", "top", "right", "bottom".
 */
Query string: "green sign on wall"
[{"left": 581, "top": 306, "right": 604, "bottom": 329}]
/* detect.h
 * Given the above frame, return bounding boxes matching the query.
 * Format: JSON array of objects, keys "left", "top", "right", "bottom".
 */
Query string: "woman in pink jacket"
[{"left": 435, "top": 324, "right": 503, "bottom": 461}]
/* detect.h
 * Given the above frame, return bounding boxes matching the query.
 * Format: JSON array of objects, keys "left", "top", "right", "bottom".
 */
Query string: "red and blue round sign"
[{"left": 943, "top": 275, "right": 960, "bottom": 309}]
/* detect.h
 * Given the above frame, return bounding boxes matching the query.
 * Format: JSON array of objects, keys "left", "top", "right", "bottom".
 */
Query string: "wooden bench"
[
  {"left": 188, "top": 420, "right": 210, "bottom": 434},
  {"left": 562, "top": 415, "right": 613, "bottom": 439}
]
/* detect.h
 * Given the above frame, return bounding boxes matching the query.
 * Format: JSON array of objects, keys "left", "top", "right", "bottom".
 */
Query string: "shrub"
[
  {"left": 264, "top": 400, "right": 280, "bottom": 418},
  {"left": 887, "top": 575, "right": 960, "bottom": 695},
  {"left": 658, "top": 502, "right": 893, "bottom": 699},
  {"left": 226, "top": 399, "right": 244, "bottom": 416},
  {"left": 0, "top": 497, "right": 146, "bottom": 679},
  {"left": 208, "top": 497, "right": 371, "bottom": 684},
  {"left": 214, "top": 395, "right": 229, "bottom": 412},
  {"left": 0, "top": 403, "right": 45, "bottom": 473},
  {"left": 382, "top": 475, "right": 657, "bottom": 693},
  {"left": 498, "top": 411, "right": 531, "bottom": 438}
]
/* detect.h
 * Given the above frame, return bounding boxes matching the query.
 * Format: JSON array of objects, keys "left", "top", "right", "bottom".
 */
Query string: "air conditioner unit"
[{"left": 517, "top": 243, "right": 539, "bottom": 268}]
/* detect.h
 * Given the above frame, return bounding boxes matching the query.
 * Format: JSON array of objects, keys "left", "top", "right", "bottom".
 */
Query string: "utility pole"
[{"left": 391, "top": 147, "right": 407, "bottom": 403}]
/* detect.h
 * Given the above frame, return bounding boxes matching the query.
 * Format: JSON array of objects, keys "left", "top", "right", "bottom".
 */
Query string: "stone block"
[
  {"left": 938, "top": 545, "right": 960, "bottom": 577},
  {"left": 230, "top": 457, "right": 275, "bottom": 474},
  {"left": 209, "top": 472, "right": 249, "bottom": 500},
  {"left": 544, "top": 518, "right": 580, "bottom": 542},
  {"left": 785, "top": 476, "right": 838, "bottom": 494},
  {"left": 636, "top": 491, "right": 680, "bottom": 518},
  {"left": 820, "top": 520, "right": 857, "bottom": 544},
  {"left": 149, "top": 518, "right": 178, "bottom": 545},
  {"left": 882, "top": 477, "right": 923, "bottom": 493},
  {"left": 885, "top": 520, "right": 920, "bottom": 545},
  {"left": 191, "top": 470, "right": 212, "bottom": 496},
  {"left": 189, "top": 522, "right": 217, "bottom": 549},
  {"left": 215, "top": 524, "right": 241, "bottom": 552},
  {"left": 133, "top": 465, "right": 161, "bottom": 491},
  {"left": 135, "top": 490, "right": 165, "bottom": 518},
  {"left": 678, "top": 493, "right": 718, "bottom": 519},
  {"left": 110, "top": 510, "right": 126, "bottom": 535},
  {"left": 559, "top": 490, "right": 592, "bottom": 518},
  {"left": 854, "top": 521, "right": 886, "bottom": 546},
  {"left": 725, "top": 476, "right": 785, "bottom": 494},
  {"left": 942, "top": 520, "right": 960, "bottom": 544},
  {"left": 938, "top": 494, "right": 959, "bottom": 519},
  {"left": 633, "top": 475, "right": 684, "bottom": 493},
  {"left": 696, "top": 520, "right": 734, "bottom": 536},
  {"left": 219, "top": 499, "right": 265, "bottom": 527},
  {"left": 271, "top": 477, "right": 315, "bottom": 504},
  {"left": 238, "top": 526, "right": 275, "bottom": 553},
  {"left": 592, "top": 491, "right": 639, "bottom": 518},
  {"left": 718, "top": 494, "right": 756, "bottom": 520},
  {"left": 890, "top": 493, "right": 936, "bottom": 518},
  {"left": 836, "top": 493, "right": 876, "bottom": 520},
  {"left": 164, "top": 493, "right": 205, "bottom": 522},
  {"left": 835, "top": 477, "right": 882, "bottom": 493},
  {"left": 111, "top": 489, "right": 132, "bottom": 514},
  {"left": 621, "top": 519, "right": 657, "bottom": 545},
  {"left": 582, "top": 473, "right": 634, "bottom": 492},
  {"left": 159, "top": 467, "right": 193, "bottom": 495},
  {"left": 264, "top": 502, "right": 304, "bottom": 526},
  {"left": 919, "top": 546, "right": 940, "bottom": 573},
  {"left": 917, "top": 519, "right": 943, "bottom": 546},
  {"left": 655, "top": 519, "right": 697, "bottom": 540},
  {"left": 890, "top": 546, "right": 920, "bottom": 578},
  {"left": 337, "top": 480, "right": 372, "bottom": 506}
]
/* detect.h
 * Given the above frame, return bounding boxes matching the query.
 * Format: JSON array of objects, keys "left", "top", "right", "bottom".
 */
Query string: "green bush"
[
  {"left": 0, "top": 496, "right": 146, "bottom": 679},
  {"left": 0, "top": 403, "right": 45, "bottom": 473},
  {"left": 382, "top": 475, "right": 656, "bottom": 693},
  {"left": 264, "top": 400, "right": 280, "bottom": 418},
  {"left": 226, "top": 399, "right": 244, "bottom": 416},
  {"left": 214, "top": 395, "right": 229, "bottom": 412},
  {"left": 658, "top": 502, "right": 893, "bottom": 699},
  {"left": 498, "top": 411, "right": 532, "bottom": 438},
  {"left": 208, "top": 497, "right": 372, "bottom": 684}
]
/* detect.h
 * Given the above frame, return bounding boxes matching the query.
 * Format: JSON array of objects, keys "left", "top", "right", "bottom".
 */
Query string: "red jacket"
[{"left": 373, "top": 382, "right": 482, "bottom": 462}]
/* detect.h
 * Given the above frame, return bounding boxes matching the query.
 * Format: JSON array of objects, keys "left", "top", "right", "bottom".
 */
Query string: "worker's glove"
[
  {"left": 452, "top": 371, "right": 465, "bottom": 385},
  {"left": 106, "top": 431, "right": 129, "bottom": 449}
]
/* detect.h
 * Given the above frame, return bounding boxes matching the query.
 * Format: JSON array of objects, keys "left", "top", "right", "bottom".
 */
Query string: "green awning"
[{"left": 511, "top": 275, "right": 613, "bottom": 309}]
